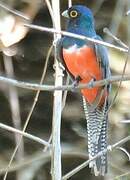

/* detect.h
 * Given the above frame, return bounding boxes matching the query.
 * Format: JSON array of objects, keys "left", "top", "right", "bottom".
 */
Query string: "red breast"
[{"left": 63, "top": 45, "right": 104, "bottom": 105}]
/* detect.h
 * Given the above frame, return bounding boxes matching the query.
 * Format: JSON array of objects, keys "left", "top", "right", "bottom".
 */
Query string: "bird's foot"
[
  {"left": 71, "top": 76, "right": 81, "bottom": 91},
  {"left": 87, "top": 78, "right": 96, "bottom": 88}
]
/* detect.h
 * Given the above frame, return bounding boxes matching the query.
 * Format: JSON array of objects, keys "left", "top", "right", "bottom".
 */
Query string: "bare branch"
[
  {"left": 107, "top": 47, "right": 130, "bottom": 113},
  {"left": 0, "top": 1, "right": 30, "bottom": 21},
  {"left": 51, "top": 0, "right": 62, "bottom": 180},
  {"left": 114, "top": 172, "right": 130, "bottom": 180},
  {"left": 0, "top": 123, "right": 50, "bottom": 147},
  {"left": 0, "top": 149, "right": 87, "bottom": 175},
  {"left": 3, "top": 54, "right": 24, "bottom": 180},
  {"left": 120, "top": 120, "right": 130, "bottom": 123},
  {"left": 44, "top": 0, "right": 54, "bottom": 25},
  {"left": 103, "top": 28, "right": 130, "bottom": 113},
  {"left": 3, "top": 41, "right": 52, "bottom": 180},
  {"left": 24, "top": 24, "right": 128, "bottom": 52},
  {"left": 103, "top": 27, "right": 128, "bottom": 49},
  {"left": 62, "top": 136, "right": 130, "bottom": 180},
  {"left": 0, "top": 74, "right": 130, "bottom": 91},
  {"left": 116, "top": 147, "right": 130, "bottom": 161}
]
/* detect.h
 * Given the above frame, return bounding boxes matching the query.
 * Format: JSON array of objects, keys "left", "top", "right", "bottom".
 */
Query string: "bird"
[{"left": 56, "top": 5, "right": 111, "bottom": 176}]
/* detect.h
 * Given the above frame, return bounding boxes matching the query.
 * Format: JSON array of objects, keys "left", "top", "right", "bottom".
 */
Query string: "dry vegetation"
[{"left": 0, "top": 0, "right": 130, "bottom": 180}]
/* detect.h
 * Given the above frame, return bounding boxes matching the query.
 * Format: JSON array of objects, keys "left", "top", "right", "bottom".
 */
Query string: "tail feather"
[{"left": 82, "top": 96, "right": 108, "bottom": 176}]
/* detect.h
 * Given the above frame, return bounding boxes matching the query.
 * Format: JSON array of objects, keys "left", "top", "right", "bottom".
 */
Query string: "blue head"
[
  {"left": 62, "top": 5, "right": 96, "bottom": 48},
  {"left": 62, "top": 5, "right": 96, "bottom": 37}
]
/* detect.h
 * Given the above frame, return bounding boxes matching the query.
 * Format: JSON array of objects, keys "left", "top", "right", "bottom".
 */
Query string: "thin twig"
[
  {"left": 43, "top": 134, "right": 52, "bottom": 152},
  {"left": 103, "top": 27, "right": 128, "bottom": 49},
  {"left": 0, "top": 74, "right": 130, "bottom": 91},
  {"left": 93, "top": 0, "right": 105, "bottom": 15},
  {"left": 107, "top": 47, "right": 130, "bottom": 113},
  {"left": 0, "top": 122, "right": 50, "bottom": 147},
  {"left": 110, "top": 162, "right": 127, "bottom": 173},
  {"left": 3, "top": 54, "right": 24, "bottom": 180},
  {"left": 44, "top": 0, "right": 55, "bottom": 25},
  {"left": 114, "top": 172, "right": 130, "bottom": 180},
  {"left": 116, "top": 147, "right": 130, "bottom": 161},
  {"left": 0, "top": 149, "right": 87, "bottom": 175},
  {"left": 103, "top": 27, "right": 130, "bottom": 114},
  {"left": 120, "top": 120, "right": 130, "bottom": 123},
  {"left": 3, "top": 44, "right": 53, "bottom": 180},
  {"left": 0, "top": 1, "right": 30, "bottom": 21},
  {"left": 62, "top": 136, "right": 130, "bottom": 180},
  {"left": 24, "top": 24, "right": 128, "bottom": 52},
  {"left": 105, "top": 0, "right": 125, "bottom": 44}
]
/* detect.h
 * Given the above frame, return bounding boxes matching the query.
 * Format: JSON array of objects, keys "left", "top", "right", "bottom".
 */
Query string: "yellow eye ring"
[{"left": 69, "top": 10, "right": 78, "bottom": 18}]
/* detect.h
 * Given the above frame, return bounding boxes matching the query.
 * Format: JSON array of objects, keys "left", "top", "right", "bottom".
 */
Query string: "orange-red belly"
[{"left": 63, "top": 45, "right": 103, "bottom": 104}]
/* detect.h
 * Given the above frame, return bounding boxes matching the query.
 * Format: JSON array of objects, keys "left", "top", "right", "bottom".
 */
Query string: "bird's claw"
[
  {"left": 71, "top": 76, "right": 81, "bottom": 91},
  {"left": 87, "top": 78, "right": 96, "bottom": 88}
]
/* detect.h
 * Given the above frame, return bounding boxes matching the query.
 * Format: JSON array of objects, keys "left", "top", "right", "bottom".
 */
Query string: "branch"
[
  {"left": 3, "top": 54, "right": 24, "bottom": 180},
  {"left": 44, "top": 0, "right": 54, "bottom": 25},
  {"left": 103, "top": 28, "right": 130, "bottom": 113},
  {"left": 103, "top": 27, "right": 128, "bottom": 49},
  {"left": 0, "top": 123, "right": 50, "bottom": 147},
  {"left": 0, "top": 149, "right": 87, "bottom": 175},
  {"left": 51, "top": 0, "right": 62, "bottom": 180},
  {"left": 120, "top": 120, "right": 130, "bottom": 123},
  {"left": 62, "top": 136, "right": 130, "bottom": 180},
  {"left": 24, "top": 24, "right": 128, "bottom": 52},
  {"left": 68, "top": 0, "right": 72, "bottom": 8},
  {"left": 2, "top": 35, "right": 53, "bottom": 180},
  {"left": 0, "top": 1, "right": 30, "bottom": 21},
  {"left": 0, "top": 74, "right": 130, "bottom": 91},
  {"left": 114, "top": 172, "right": 130, "bottom": 180}
]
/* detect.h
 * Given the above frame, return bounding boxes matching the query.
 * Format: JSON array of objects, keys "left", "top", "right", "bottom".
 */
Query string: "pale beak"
[{"left": 62, "top": 10, "right": 69, "bottom": 18}]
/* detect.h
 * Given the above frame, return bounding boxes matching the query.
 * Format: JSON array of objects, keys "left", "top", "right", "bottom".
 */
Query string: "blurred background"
[{"left": 0, "top": 0, "right": 130, "bottom": 180}]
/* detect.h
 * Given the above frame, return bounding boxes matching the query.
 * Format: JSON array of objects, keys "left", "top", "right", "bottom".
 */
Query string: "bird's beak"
[{"left": 62, "top": 10, "right": 69, "bottom": 18}]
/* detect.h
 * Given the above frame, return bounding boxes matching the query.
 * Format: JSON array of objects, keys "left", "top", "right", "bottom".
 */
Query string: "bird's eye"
[{"left": 69, "top": 10, "right": 78, "bottom": 18}]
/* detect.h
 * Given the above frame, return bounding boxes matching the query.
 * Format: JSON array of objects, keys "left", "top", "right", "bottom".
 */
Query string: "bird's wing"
[
  {"left": 56, "top": 37, "right": 75, "bottom": 82},
  {"left": 94, "top": 35, "right": 111, "bottom": 82},
  {"left": 87, "top": 35, "right": 111, "bottom": 109}
]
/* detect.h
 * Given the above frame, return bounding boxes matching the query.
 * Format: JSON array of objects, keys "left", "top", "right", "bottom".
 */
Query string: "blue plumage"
[
  {"left": 57, "top": 5, "right": 111, "bottom": 176},
  {"left": 62, "top": 5, "right": 96, "bottom": 49},
  {"left": 66, "top": 5, "right": 95, "bottom": 35}
]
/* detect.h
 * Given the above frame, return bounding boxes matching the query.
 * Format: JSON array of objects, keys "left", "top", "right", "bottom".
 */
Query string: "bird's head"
[{"left": 62, "top": 5, "right": 95, "bottom": 36}]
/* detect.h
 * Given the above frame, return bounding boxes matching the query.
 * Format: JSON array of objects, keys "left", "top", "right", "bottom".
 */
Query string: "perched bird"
[{"left": 56, "top": 5, "right": 111, "bottom": 176}]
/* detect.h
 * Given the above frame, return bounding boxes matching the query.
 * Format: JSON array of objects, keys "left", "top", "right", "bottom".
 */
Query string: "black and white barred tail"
[{"left": 82, "top": 96, "right": 108, "bottom": 176}]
